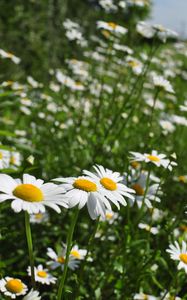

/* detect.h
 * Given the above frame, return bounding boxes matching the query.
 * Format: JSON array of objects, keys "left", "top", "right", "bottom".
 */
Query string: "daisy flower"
[
  {"left": 138, "top": 223, "right": 159, "bottom": 235},
  {"left": 134, "top": 292, "right": 158, "bottom": 299},
  {"left": 83, "top": 164, "right": 135, "bottom": 209},
  {"left": 53, "top": 173, "right": 111, "bottom": 220},
  {"left": 27, "top": 265, "right": 56, "bottom": 285},
  {"left": 152, "top": 74, "right": 174, "bottom": 93},
  {"left": 166, "top": 241, "right": 187, "bottom": 273},
  {"left": 23, "top": 289, "right": 41, "bottom": 300},
  {"left": 0, "top": 277, "right": 28, "bottom": 299},
  {"left": 130, "top": 173, "right": 161, "bottom": 208},
  {"left": 100, "top": 209, "right": 119, "bottom": 223},
  {"left": 160, "top": 291, "right": 181, "bottom": 300},
  {"left": 0, "top": 149, "right": 10, "bottom": 169},
  {"left": 47, "top": 245, "right": 80, "bottom": 271},
  {"left": 0, "top": 48, "right": 21, "bottom": 64},
  {"left": 30, "top": 212, "right": 49, "bottom": 224},
  {"left": 130, "top": 150, "right": 177, "bottom": 171},
  {"left": 96, "top": 21, "right": 128, "bottom": 35},
  {"left": 70, "top": 245, "right": 87, "bottom": 260},
  {"left": 0, "top": 174, "right": 68, "bottom": 214}
]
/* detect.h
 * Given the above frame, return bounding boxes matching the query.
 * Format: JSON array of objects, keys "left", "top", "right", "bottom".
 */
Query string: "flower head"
[
  {"left": 0, "top": 277, "right": 27, "bottom": 299},
  {"left": 27, "top": 265, "right": 56, "bottom": 285},
  {"left": 0, "top": 174, "right": 68, "bottom": 214},
  {"left": 130, "top": 151, "right": 177, "bottom": 171},
  {"left": 166, "top": 241, "right": 187, "bottom": 273},
  {"left": 47, "top": 244, "right": 80, "bottom": 271},
  {"left": 23, "top": 289, "right": 41, "bottom": 300}
]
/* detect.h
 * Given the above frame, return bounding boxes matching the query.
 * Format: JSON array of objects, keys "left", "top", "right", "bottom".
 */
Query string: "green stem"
[
  {"left": 57, "top": 208, "right": 79, "bottom": 300},
  {"left": 24, "top": 212, "right": 35, "bottom": 288},
  {"left": 136, "top": 167, "right": 151, "bottom": 225},
  {"left": 75, "top": 217, "right": 100, "bottom": 298}
]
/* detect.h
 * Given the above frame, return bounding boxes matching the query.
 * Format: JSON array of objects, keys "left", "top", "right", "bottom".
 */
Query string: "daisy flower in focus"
[
  {"left": 166, "top": 241, "right": 187, "bottom": 273},
  {"left": 83, "top": 164, "right": 135, "bottom": 209},
  {"left": 47, "top": 245, "right": 80, "bottom": 271},
  {"left": 53, "top": 173, "right": 111, "bottom": 220},
  {"left": 130, "top": 150, "right": 177, "bottom": 171},
  {"left": 0, "top": 174, "right": 68, "bottom": 214},
  {"left": 96, "top": 21, "right": 128, "bottom": 35},
  {"left": 27, "top": 265, "right": 56, "bottom": 285},
  {"left": 0, "top": 277, "right": 27, "bottom": 299},
  {"left": 23, "top": 289, "right": 41, "bottom": 300}
]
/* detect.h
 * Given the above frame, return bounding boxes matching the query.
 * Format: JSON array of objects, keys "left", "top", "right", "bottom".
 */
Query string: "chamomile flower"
[
  {"left": 23, "top": 289, "right": 41, "bottom": 300},
  {"left": 130, "top": 150, "right": 177, "bottom": 170},
  {"left": 27, "top": 265, "right": 56, "bottom": 285},
  {"left": 0, "top": 174, "right": 68, "bottom": 214},
  {"left": 0, "top": 49, "right": 21, "bottom": 64},
  {"left": 30, "top": 212, "right": 49, "bottom": 224},
  {"left": 47, "top": 245, "right": 80, "bottom": 271},
  {"left": 134, "top": 292, "right": 158, "bottom": 299},
  {"left": 130, "top": 172, "right": 161, "bottom": 208},
  {"left": 138, "top": 223, "right": 159, "bottom": 235},
  {"left": 53, "top": 174, "right": 110, "bottom": 219},
  {"left": 152, "top": 75, "right": 174, "bottom": 93},
  {"left": 0, "top": 149, "right": 10, "bottom": 169},
  {"left": 96, "top": 21, "right": 128, "bottom": 35},
  {"left": 160, "top": 291, "right": 181, "bottom": 300},
  {"left": 70, "top": 245, "right": 87, "bottom": 260},
  {"left": 0, "top": 277, "right": 27, "bottom": 299},
  {"left": 166, "top": 241, "right": 187, "bottom": 273},
  {"left": 100, "top": 209, "right": 119, "bottom": 223},
  {"left": 83, "top": 164, "right": 135, "bottom": 209}
]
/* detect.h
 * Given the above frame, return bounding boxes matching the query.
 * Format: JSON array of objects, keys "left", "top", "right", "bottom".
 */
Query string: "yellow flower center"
[
  {"left": 147, "top": 155, "right": 160, "bottom": 162},
  {"left": 131, "top": 161, "right": 140, "bottom": 169},
  {"left": 180, "top": 225, "right": 187, "bottom": 232},
  {"left": 128, "top": 61, "right": 139, "bottom": 68},
  {"left": 6, "top": 279, "right": 23, "bottom": 294},
  {"left": 131, "top": 183, "right": 144, "bottom": 196},
  {"left": 73, "top": 179, "right": 97, "bottom": 192},
  {"left": 13, "top": 184, "right": 44, "bottom": 202},
  {"left": 10, "top": 156, "right": 16, "bottom": 165},
  {"left": 71, "top": 250, "right": 81, "bottom": 259},
  {"left": 178, "top": 176, "right": 187, "bottom": 183},
  {"left": 179, "top": 253, "right": 187, "bottom": 264},
  {"left": 57, "top": 256, "right": 65, "bottom": 264},
  {"left": 35, "top": 213, "right": 43, "bottom": 220},
  {"left": 101, "top": 30, "right": 111, "bottom": 38},
  {"left": 0, "top": 152, "right": 3, "bottom": 159},
  {"left": 107, "top": 22, "right": 117, "bottom": 29},
  {"left": 7, "top": 52, "right": 14, "bottom": 58},
  {"left": 37, "top": 271, "right": 47, "bottom": 278},
  {"left": 100, "top": 178, "right": 117, "bottom": 191},
  {"left": 106, "top": 212, "right": 113, "bottom": 219}
]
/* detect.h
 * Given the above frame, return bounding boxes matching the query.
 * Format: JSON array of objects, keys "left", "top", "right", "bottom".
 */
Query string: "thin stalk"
[
  {"left": 57, "top": 208, "right": 79, "bottom": 300},
  {"left": 25, "top": 212, "right": 35, "bottom": 288},
  {"left": 75, "top": 217, "right": 100, "bottom": 298},
  {"left": 135, "top": 167, "right": 151, "bottom": 225}
]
